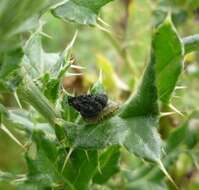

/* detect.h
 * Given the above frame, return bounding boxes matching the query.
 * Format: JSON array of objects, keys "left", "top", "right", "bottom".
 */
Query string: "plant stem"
[
  {"left": 18, "top": 81, "right": 68, "bottom": 143},
  {"left": 18, "top": 81, "right": 57, "bottom": 126},
  {"left": 183, "top": 34, "right": 199, "bottom": 54}
]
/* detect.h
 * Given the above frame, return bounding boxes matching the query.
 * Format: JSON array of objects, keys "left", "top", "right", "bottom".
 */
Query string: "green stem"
[
  {"left": 18, "top": 81, "right": 68, "bottom": 143},
  {"left": 18, "top": 81, "right": 57, "bottom": 126},
  {"left": 183, "top": 34, "right": 199, "bottom": 54}
]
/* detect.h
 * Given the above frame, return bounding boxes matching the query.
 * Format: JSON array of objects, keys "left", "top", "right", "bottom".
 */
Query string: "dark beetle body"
[{"left": 68, "top": 94, "right": 108, "bottom": 119}]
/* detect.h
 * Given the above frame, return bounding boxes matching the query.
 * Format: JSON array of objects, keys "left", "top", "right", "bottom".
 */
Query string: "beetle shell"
[
  {"left": 68, "top": 94, "right": 108, "bottom": 118},
  {"left": 68, "top": 94, "right": 119, "bottom": 123}
]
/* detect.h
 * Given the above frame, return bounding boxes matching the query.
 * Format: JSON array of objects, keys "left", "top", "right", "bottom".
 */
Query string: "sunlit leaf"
[
  {"left": 154, "top": 17, "right": 184, "bottom": 104},
  {"left": 52, "top": 0, "right": 114, "bottom": 25}
]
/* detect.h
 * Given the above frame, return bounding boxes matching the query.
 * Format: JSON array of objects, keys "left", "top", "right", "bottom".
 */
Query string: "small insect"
[{"left": 68, "top": 94, "right": 119, "bottom": 123}]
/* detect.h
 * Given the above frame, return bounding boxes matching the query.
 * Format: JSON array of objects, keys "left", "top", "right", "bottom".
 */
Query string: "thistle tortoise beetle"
[{"left": 68, "top": 93, "right": 119, "bottom": 123}]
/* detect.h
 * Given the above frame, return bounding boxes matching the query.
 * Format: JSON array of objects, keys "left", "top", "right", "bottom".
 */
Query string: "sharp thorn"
[
  {"left": 70, "top": 65, "right": 86, "bottom": 70},
  {"left": 169, "top": 104, "right": 184, "bottom": 116},
  {"left": 160, "top": 112, "right": 176, "bottom": 117},
  {"left": 175, "top": 86, "right": 187, "bottom": 90},
  {"left": 97, "top": 17, "right": 111, "bottom": 27}
]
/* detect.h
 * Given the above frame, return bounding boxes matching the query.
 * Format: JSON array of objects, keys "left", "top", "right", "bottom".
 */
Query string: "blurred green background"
[{"left": 0, "top": 0, "right": 199, "bottom": 189}]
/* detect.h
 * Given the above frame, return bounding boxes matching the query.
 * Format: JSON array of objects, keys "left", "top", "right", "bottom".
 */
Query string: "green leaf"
[
  {"left": 50, "top": 31, "right": 77, "bottom": 78},
  {"left": 119, "top": 52, "right": 159, "bottom": 118},
  {"left": 44, "top": 78, "right": 60, "bottom": 103},
  {"left": 23, "top": 33, "right": 45, "bottom": 78},
  {"left": 65, "top": 112, "right": 159, "bottom": 161},
  {"left": 52, "top": 0, "right": 114, "bottom": 25},
  {"left": 0, "top": 48, "right": 23, "bottom": 92},
  {"left": 64, "top": 116, "right": 127, "bottom": 149},
  {"left": 0, "top": 48, "right": 23, "bottom": 79},
  {"left": 0, "top": 72, "right": 22, "bottom": 92},
  {"left": 93, "top": 146, "right": 120, "bottom": 184},
  {"left": 118, "top": 48, "right": 161, "bottom": 162},
  {"left": 64, "top": 114, "right": 161, "bottom": 162},
  {"left": 23, "top": 33, "right": 58, "bottom": 104},
  {"left": 23, "top": 31, "right": 68, "bottom": 79},
  {"left": 90, "top": 72, "right": 105, "bottom": 95},
  {"left": 3, "top": 108, "right": 55, "bottom": 139},
  {"left": 63, "top": 149, "right": 98, "bottom": 190},
  {"left": 124, "top": 117, "right": 161, "bottom": 162},
  {"left": 26, "top": 133, "right": 59, "bottom": 187},
  {"left": 0, "top": 0, "right": 45, "bottom": 38},
  {"left": 90, "top": 80, "right": 105, "bottom": 95},
  {"left": 25, "top": 131, "right": 74, "bottom": 189},
  {"left": 154, "top": 17, "right": 184, "bottom": 103},
  {"left": 166, "top": 122, "right": 188, "bottom": 154},
  {"left": 23, "top": 31, "right": 76, "bottom": 104},
  {"left": 166, "top": 112, "right": 199, "bottom": 153},
  {"left": 61, "top": 147, "right": 119, "bottom": 190},
  {"left": 4, "top": 109, "right": 35, "bottom": 132}
]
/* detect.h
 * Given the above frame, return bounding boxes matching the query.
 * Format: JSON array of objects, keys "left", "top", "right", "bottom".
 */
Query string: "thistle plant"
[{"left": 0, "top": 1, "right": 199, "bottom": 190}]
